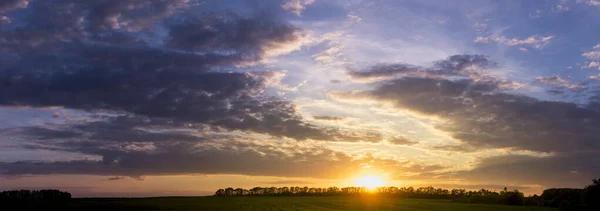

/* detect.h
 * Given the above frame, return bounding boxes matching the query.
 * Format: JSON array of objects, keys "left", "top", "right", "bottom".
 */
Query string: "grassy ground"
[{"left": 19, "top": 196, "right": 557, "bottom": 211}]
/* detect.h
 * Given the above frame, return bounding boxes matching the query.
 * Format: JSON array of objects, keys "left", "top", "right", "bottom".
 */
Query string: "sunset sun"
[{"left": 354, "top": 175, "right": 386, "bottom": 190}]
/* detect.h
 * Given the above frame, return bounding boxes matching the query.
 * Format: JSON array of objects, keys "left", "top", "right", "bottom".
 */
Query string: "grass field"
[{"left": 33, "top": 196, "right": 559, "bottom": 211}]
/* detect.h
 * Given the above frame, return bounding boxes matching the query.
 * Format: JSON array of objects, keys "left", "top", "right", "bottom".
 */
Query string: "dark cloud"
[
  {"left": 387, "top": 137, "right": 418, "bottom": 146},
  {"left": 108, "top": 176, "right": 126, "bottom": 181},
  {"left": 430, "top": 144, "right": 478, "bottom": 152},
  {"left": 0, "top": 0, "right": 28, "bottom": 14},
  {"left": 0, "top": 113, "right": 412, "bottom": 178},
  {"left": 347, "top": 64, "right": 421, "bottom": 80},
  {"left": 167, "top": 13, "right": 301, "bottom": 54},
  {"left": 450, "top": 152, "right": 600, "bottom": 188},
  {"left": 0, "top": 131, "right": 415, "bottom": 179},
  {"left": 334, "top": 55, "right": 600, "bottom": 153},
  {"left": 1, "top": 117, "right": 205, "bottom": 145},
  {"left": 0, "top": 0, "right": 190, "bottom": 44},
  {"left": 330, "top": 79, "right": 342, "bottom": 84},
  {"left": 332, "top": 54, "right": 600, "bottom": 188},
  {"left": 432, "top": 54, "right": 496, "bottom": 75},
  {"left": 0, "top": 0, "right": 405, "bottom": 182},
  {"left": 0, "top": 0, "right": 376, "bottom": 142},
  {"left": 313, "top": 116, "right": 346, "bottom": 121},
  {"left": 0, "top": 0, "right": 189, "bottom": 49},
  {"left": 534, "top": 75, "right": 588, "bottom": 95},
  {"left": 1, "top": 68, "right": 319, "bottom": 140},
  {"left": 84, "top": 0, "right": 191, "bottom": 33},
  {"left": 346, "top": 54, "right": 496, "bottom": 82}
]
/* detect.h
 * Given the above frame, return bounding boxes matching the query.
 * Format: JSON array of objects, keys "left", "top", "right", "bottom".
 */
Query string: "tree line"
[
  {"left": 0, "top": 189, "right": 71, "bottom": 201},
  {"left": 214, "top": 178, "right": 600, "bottom": 210},
  {"left": 214, "top": 186, "right": 525, "bottom": 204},
  {"left": 0, "top": 189, "right": 72, "bottom": 209}
]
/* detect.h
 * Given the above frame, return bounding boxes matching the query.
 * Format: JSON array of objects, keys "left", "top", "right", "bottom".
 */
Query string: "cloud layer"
[
  {"left": 332, "top": 54, "right": 600, "bottom": 187},
  {"left": 0, "top": 0, "right": 391, "bottom": 179}
]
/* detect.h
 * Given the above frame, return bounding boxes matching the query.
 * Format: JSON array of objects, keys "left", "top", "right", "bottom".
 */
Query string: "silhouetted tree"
[
  {"left": 214, "top": 189, "right": 225, "bottom": 196},
  {"left": 498, "top": 187, "right": 524, "bottom": 205},
  {"left": 541, "top": 188, "right": 582, "bottom": 209},
  {"left": 0, "top": 189, "right": 71, "bottom": 209},
  {"left": 582, "top": 178, "right": 600, "bottom": 210},
  {"left": 0, "top": 189, "right": 71, "bottom": 201},
  {"left": 224, "top": 187, "right": 234, "bottom": 196}
]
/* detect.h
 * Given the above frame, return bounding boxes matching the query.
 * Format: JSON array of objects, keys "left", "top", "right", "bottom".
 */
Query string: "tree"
[
  {"left": 499, "top": 187, "right": 524, "bottom": 205},
  {"left": 224, "top": 187, "right": 234, "bottom": 196},
  {"left": 214, "top": 189, "right": 225, "bottom": 196},
  {"left": 582, "top": 178, "right": 600, "bottom": 210},
  {"left": 541, "top": 188, "right": 582, "bottom": 209}
]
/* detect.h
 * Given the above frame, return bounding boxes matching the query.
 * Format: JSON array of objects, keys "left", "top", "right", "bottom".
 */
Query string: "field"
[{"left": 18, "top": 196, "right": 560, "bottom": 211}]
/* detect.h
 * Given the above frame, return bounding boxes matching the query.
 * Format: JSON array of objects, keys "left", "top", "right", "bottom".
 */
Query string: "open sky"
[{"left": 1, "top": 0, "right": 600, "bottom": 197}]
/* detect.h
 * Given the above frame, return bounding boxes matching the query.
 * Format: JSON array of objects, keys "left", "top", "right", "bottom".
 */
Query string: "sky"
[{"left": 1, "top": 0, "right": 600, "bottom": 197}]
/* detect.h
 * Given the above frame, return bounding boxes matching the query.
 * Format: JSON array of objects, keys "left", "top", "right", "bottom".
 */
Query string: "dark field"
[{"left": 10, "top": 196, "right": 560, "bottom": 211}]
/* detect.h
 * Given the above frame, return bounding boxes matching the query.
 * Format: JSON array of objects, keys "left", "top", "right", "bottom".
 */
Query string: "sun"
[{"left": 354, "top": 175, "right": 385, "bottom": 190}]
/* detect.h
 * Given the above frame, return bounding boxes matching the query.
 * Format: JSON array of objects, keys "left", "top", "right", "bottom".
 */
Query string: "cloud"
[
  {"left": 582, "top": 44, "right": 600, "bottom": 60},
  {"left": 333, "top": 55, "right": 600, "bottom": 153},
  {"left": 473, "top": 22, "right": 487, "bottom": 32},
  {"left": 0, "top": 0, "right": 196, "bottom": 49},
  {"left": 450, "top": 152, "right": 600, "bottom": 188},
  {"left": 108, "top": 176, "right": 126, "bottom": 181},
  {"left": 0, "top": 16, "right": 10, "bottom": 24},
  {"left": 346, "top": 54, "right": 496, "bottom": 82},
  {"left": 583, "top": 51, "right": 600, "bottom": 60},
  {"left": 529, "top": 9, "right": 542, "bottom": 19},
  {"left": 432, "top": 54, "right": 496, "bottom": 75},
  {"left": 475, "top": 35, "right": 553, "bottom": 49},
  {"left": 0, "top": 0, "right": 28, "bottom": 13},
  {"left": 166, "top": 13, "right": 303, "bottom": 56},
  {"left": 0, "top": 0, "right": 406, "bottom": 182},
  {"left": 0, "top": 0, "right": 360, "bottom": 142},
  {"left": 313, "top": 116, "right": 347, "bottom": 121},
  {"left": 430, "top": 144, "right": 478, "bottom": 152},
  {"left": 1, "top": 67, "right": 340, "bottom": 140},
  {"left": 590, "top": 74, "right": 600, "bottom": 80},
  {"left": 535, "top": 75, "right": 569, "bottom": 85},
  {"left": 281, "top": 0, "right": 316, "bottom": 16},
  {"left": 346, "top": 64, "right": 422, "bottom": 82},
  {"left": 534, "top": 75, "right": 587, "bottom": 95},
  {"left": 584, "top": 0, "right": 600, "bottom": 6},
  {"left": 387, "top": 137, "right": 418, "bottom": 146},
  {"left": 75, "top": 0, "right": 191, "bottom": 33},
  {"left": 0, "top": 117, "right": 429, "bottom": 179},
  {"left": 553, "top": 4, "right": 570, "bottom": 12}
]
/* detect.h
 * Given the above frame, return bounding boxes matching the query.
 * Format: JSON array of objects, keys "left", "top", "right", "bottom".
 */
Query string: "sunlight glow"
[{"left": 354, "top": 175, "right": 385, "bottom": 190}]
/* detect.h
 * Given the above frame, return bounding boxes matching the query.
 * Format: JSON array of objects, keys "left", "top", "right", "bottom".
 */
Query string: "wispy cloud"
[
  {"left": 281, "top": 0, "right": 316, "bottom": 16},
  {"left": 475, "top": 35, "right": 554, "bottom": 49},
  {"left": 584, "top": 0, "right": 600, "bottom": 6},
  {"left": 583, "top": 44, "right": 600, "bottom": 60}
]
